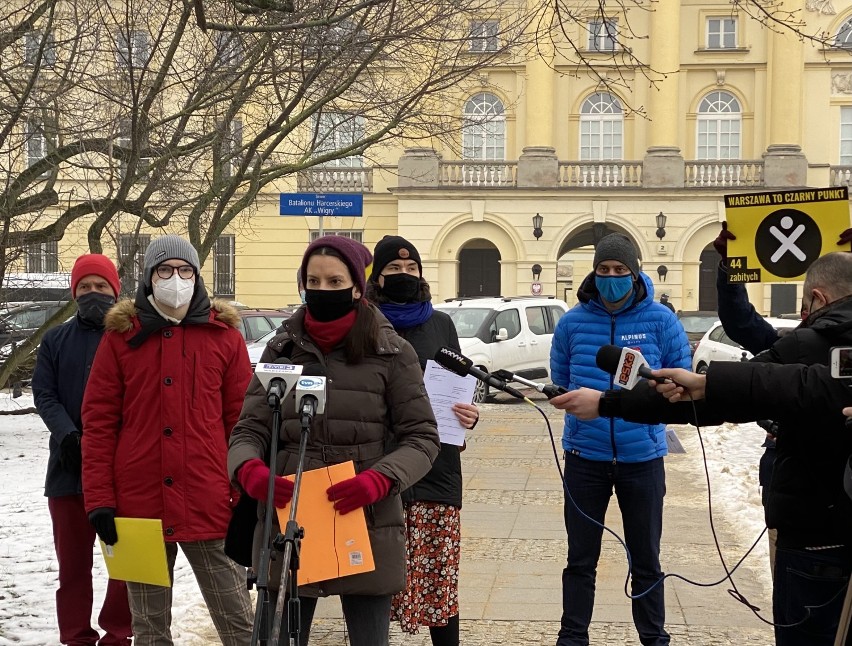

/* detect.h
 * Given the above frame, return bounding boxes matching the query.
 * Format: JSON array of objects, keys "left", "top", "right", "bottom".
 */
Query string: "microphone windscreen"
[
  {"left": 595, "top": 345, "right": 623, "bottom": 375},
  {"left": 272, "top": 357, "right": 292, "bottom": 365},
  {"left": 434, "top": 347, "right": 471, "bottom": 377}
]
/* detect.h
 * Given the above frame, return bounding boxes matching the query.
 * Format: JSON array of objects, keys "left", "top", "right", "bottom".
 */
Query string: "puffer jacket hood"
[{"left": 104, "top": 297, "right": 240, "bottom": 333}]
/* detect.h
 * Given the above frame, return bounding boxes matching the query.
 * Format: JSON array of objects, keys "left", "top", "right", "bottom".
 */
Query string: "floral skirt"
[{"left": 390, "top": 501, "right": 461, "bottom": 634}]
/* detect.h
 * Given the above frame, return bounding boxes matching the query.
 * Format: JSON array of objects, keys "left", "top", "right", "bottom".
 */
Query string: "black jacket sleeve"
[
  {"left": 599, "top": 382, "right": 724, "bottom": 426},
  {"left": 716, "top": 262, "right": 779, "bottom": 355}
]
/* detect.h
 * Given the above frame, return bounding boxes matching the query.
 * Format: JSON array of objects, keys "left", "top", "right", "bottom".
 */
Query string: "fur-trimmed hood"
[{"left": 104, "top": 297, "right": 241, "bottom": 333}]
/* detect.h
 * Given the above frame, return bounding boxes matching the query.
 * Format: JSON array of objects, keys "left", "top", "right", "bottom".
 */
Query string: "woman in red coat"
[{"left": 82, "top": 235, "right": 254, "bottom": 646}]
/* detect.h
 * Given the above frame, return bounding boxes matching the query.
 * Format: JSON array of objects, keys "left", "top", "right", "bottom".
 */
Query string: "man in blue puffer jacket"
[{"left": 549, "top": 233, "right": 691, "bottom": 646}]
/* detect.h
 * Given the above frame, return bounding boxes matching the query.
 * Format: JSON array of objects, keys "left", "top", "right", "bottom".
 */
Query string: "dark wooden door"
[{"left": 458, "top": 248, "right": 501, "bottom": 297}]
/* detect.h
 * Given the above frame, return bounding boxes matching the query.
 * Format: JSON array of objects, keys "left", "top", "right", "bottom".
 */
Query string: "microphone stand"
[
  {"left": 269, "top": 402, "right": 315, "bottom": 645},
  {"left": 249, "top": 386, "right": 279, "bottom": 645}
]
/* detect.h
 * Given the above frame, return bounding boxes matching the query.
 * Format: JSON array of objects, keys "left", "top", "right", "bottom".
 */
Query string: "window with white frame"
[
  {"left": 215, "top": 32, "right": 243, "bottom": 68},
  {"left": 469, "top": 20, "right": 499, "bottom": 52},
  {"left": 115, "top": 30, "right": 150, "bottom": 67},
  {"left": 588, "top": 19, "right": 618, "bottom": 52},
  {"left": 309, "top": 230, "right": 363, "bottom": 242},
  {"left": 696, "top": 91, "right": 741, "bottom": 159},
  {"left": 213, "top": 235, "right": 236, "bottom": 299},
  {"left": 312, "top": 113, "right": 365, "bottom": 167},
  {"left": 579, "top": 92, "right": 623, "bottom": 161},
  {"left": 216, "top": 118, "right": 242, "bottom": 179},
  {"left": 118, "top": 233, "right": 150, "bottom": 296},
  {"left": 26, "top": 120, "right": 47, "bottom": 169},
  {"left": 706, "top": 17, "right": 737, "bottom": 49},
  {"left": 841, "top": 106, "right": 852, "bottom": 165},
  {"left": 117, "top": 117, "right": 151, "bottom": 180},
  {"left": 26, "top": 240, "right": 59, "bottom": 273},
  {"left": 25, "top": 30, "right": 56, "bottom": 67},
  {"left": 836, "top": 17, "right": 852, "bottom": 48},
  {"left": 462, "top": 93, "right": 505, "bottom": 160}
]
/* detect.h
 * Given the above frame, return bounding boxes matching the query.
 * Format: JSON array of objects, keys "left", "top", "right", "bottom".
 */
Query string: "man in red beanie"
[{"left": 32, "top": 253, "right": 132, "bottom": 646}]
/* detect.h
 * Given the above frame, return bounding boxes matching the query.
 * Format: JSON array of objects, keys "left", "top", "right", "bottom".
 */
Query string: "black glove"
[
  {"left": 712, "top": 221, "right": 736, "bottom": 262},
  {"left": 59, "top": 432, "right": 82, "bottom": 474},
  {"left": 88, "top": 507, "right": 118, "bottom": 545},
  {"left": 838, "top": 227, "right": 852, "bottom": 249}
]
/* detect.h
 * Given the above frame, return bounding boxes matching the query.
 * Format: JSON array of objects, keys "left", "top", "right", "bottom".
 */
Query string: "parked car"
[
  {"left": 434, "top": 296, "right": 570, "bottom": 402},
  {"left": 247, "top": 328, "right": 278, "bottom": 368},
  {"left": 0, "top": 301, "right": 68, "bottom": 347},
  {"left": 691, "top": 317, "right": 800, "bottom": 373},
  {"left": 234, "top": 308, "right": 293, "bottom": 343},
  {"left": 676, "top": 310, "right": 719, "bottom": 355}
]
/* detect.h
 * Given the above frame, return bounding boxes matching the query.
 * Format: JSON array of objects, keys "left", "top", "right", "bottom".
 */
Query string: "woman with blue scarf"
[{"left": 366, "top": 235, "right": 478, "bottom": 646}]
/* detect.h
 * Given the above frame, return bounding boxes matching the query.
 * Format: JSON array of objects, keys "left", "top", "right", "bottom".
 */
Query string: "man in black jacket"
[{"left": 32, "top": 254, "right": 132, "bottom": 646}]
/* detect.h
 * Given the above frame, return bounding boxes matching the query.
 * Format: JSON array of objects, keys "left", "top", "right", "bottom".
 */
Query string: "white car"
[
  {"left": 247, "top": 329, "right": 278, "bottom": 368},
  {"left": 434, "top": 296, "right": 570, "bottom": 402},
  {"left": 691, "top": 317, "right": 800, "bottom": 373}
]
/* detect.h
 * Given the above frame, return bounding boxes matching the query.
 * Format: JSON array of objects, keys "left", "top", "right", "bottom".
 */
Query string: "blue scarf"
[{"left": 379, "top": 300, "right": 434, "bottom": 330}]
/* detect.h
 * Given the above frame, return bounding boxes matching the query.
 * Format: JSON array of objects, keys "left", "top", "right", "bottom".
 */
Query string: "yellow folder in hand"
[
  {"left": 276, "top": 460, "right": 375, "bottom": 584},
  {"left": 99, "top": 517, "right": 170, "bottom": 587}
]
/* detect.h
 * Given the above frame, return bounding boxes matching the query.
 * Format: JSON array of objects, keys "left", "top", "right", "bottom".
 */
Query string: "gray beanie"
[
  {"left": 143, "top": 235, "right": 201, "bottom": 287},
  {"left": 593, "top": 233, "right": 640, "bottom": 277}
]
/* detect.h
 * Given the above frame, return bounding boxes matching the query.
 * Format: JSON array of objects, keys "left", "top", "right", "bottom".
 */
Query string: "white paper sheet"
[{"left": 423, "top": 359, "right": 477, "bottom": 446}]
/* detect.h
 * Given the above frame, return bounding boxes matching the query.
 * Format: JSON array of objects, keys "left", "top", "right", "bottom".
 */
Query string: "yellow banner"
[{"left": 725, "top": 187, "right": 850, "bottom": 283}]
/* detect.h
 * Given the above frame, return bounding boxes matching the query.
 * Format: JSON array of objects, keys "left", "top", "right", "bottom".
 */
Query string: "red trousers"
[{"left": 48, "top": 495, "right": 133, "bottom": 646}]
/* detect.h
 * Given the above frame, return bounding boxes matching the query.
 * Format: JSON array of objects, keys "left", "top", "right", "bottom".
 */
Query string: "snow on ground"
[
  {"left": 671, "top": 419, "right": 773, "bottom": 591},
  {"left": 0, "top": 391, "right": 772, "bottom": 643}
]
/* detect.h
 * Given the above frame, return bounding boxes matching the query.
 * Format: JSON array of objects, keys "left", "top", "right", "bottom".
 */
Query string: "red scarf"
[{"left": 304, "top": 309, "right": 357, "bottom": 355}]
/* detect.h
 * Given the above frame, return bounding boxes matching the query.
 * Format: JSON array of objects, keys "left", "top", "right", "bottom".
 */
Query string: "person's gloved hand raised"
[
  {"left": 236, "top": 458, "right": 294, "bottom": 508},
  {"left": 59, "top": 431, "right": 82, "bottom": 474},
  {"left": 88, "top": 507, "right": 118, "bottom": 545},
  {"left": 326, "top": 469, "right": 393, "bottom": 515},
  {"left": 712, "top": 221, "right": 736, "bottom": 262},
  {"left": 838, "top": 228, "right": 852, "bottom": 250}
]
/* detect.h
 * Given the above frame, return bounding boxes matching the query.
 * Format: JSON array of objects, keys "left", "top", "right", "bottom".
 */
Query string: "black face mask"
[
  {"left": 305, "top": 287, "right": 356, "bottom": 322},
  {"left": 381, "top": 273, "right": 420, "bottom": 303},
  {"left": 76, "top": 292, "right": 116, "bottom": 326}
]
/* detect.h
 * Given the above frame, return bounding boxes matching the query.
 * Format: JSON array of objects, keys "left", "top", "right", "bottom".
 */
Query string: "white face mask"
[{"left": 152, "top": 273, "right": 195, "bottom": 309}]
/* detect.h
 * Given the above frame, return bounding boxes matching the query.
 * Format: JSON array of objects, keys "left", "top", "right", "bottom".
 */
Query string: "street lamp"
[
  {"left": 531, "top": 263, "right": 542, "bottom": 281},
  {"left": 532, "top": 213, "right": 544, "bottom": 240},
  {"left": 655, "top": 212, "right": 667, "bottom": 240},
  {"left": 657, "top": 265, "right": 668, "bottom": 282}
]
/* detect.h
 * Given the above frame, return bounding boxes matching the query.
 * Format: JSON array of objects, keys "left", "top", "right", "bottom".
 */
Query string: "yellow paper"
[
  {"left": 725, "top": 186, "right": 849, "bottom": 283},
  {"left": 276, "top": 461, "right": 375, "bottom": 584},
  {"left": 99, "top": 518, "right": 170, "bottom": 587}
]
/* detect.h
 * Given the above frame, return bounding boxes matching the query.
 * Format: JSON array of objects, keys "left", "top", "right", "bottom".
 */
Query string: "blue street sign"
[{"left": 279, "top": 193, "right": 363, "bottom": 217}]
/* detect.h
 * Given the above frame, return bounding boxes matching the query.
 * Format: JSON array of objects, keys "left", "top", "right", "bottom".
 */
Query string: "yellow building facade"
[{"left": 222, "top": 0, "right": 852, "bottom": 314}]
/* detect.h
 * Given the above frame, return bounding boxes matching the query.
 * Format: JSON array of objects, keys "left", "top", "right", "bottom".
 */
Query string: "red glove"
[
  {"left": 237, "top": 458, "right": 294, "bottom": 508},
  {"left": 326, "top": 469, "right": 393, "bottom": 515},
  {"left": 712, "top": 221, "right": 736, "bottom": 261},
  {"left": 838, "top": 228, "right": 852, "bottom": 249}
]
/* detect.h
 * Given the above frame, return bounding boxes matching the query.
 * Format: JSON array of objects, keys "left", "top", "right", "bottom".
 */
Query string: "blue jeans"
[
  {"left": 773, "top": 546, "right": 851, "bottom": 646},
  {"left": 276, "top": 593, "right": 392, "bottom": 646},
  {"left": 557, "top": 453, "right": 669, "bottom": 646}
]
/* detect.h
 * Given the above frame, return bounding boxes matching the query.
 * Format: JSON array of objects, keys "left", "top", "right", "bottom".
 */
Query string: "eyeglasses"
[{"left": 155, "top": 264, "right": 195, "bottom": 280}]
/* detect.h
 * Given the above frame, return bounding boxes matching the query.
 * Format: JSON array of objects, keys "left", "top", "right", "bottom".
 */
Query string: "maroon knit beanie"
[
  {"left": 71, "top": 254, "right": 121, "bottom": 298},
  {"left": 300, "top": 236, "right": 373, "bottom": 296}
]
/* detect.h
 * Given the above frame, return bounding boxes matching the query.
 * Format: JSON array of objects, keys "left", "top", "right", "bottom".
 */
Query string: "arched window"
[
  {"left": 696, "top": 91, "right": 741, "bottom": 159},
  {"left": 835, "top": 17, "right": 852, "bottom": 48},
  {"left": 462, "top": 93, "right": 505, "bottom": 160},
  {"left": 579, "top": 92, "right": 623, "bottom": 160}
]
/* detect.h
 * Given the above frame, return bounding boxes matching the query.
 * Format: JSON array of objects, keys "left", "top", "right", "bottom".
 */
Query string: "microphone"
[
  {"left": 254, "top": 358, "right": 303, "bottom": 405},
  {"left": 295, "top": 364, "right": 327, "bottom": 426},
  {"left": 433, "top": 347, "right": 526, "bottom": 400},
  {"left": 595, "top": 345, "right": 670, "bottom": 388},
  {"left": 491, "top": 369, "right": 568, "bottom": 399}
]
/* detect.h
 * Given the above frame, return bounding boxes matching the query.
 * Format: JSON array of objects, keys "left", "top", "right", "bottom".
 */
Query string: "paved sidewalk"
[{"left": 196, "top": 393, "right": 775, "bottom": 644}]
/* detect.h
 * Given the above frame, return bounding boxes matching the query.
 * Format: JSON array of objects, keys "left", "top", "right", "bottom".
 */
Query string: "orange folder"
[{"left": 276, "top": 460, "right": 375, "bottom": 584}]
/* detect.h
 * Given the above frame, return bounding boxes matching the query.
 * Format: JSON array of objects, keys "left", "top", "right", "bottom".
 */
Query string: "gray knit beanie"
[
  {"left": 143, "top": 235, "right": 201, "bottom": 287},
  {"left": 593, "top": 234, "right": 640, "bottom": 277}
]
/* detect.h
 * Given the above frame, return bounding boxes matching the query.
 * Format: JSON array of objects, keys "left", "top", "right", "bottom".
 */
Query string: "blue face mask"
[
  {"left": 299, "top": 290, "right": 307, "bottom": 304},
  {"left": 595, "top": 275, "right": 634, "bottom": 303}
]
